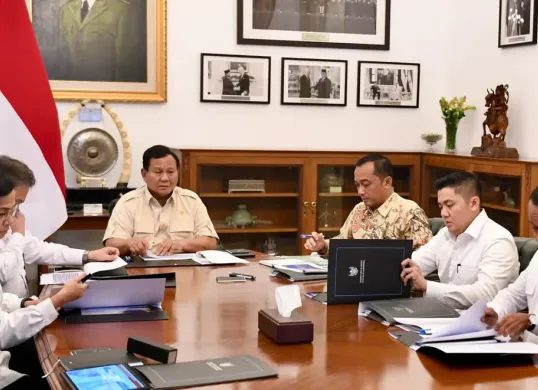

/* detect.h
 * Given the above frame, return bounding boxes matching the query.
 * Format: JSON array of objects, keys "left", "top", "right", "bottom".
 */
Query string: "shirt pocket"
[
  {"left": 455, "top": 265, "right": 479, "bottom": 285},
  {"left": 169, "top": 216, "right": 195, "bottom": 239},
  {"left": 134, "top": 218, "right": 155, "bottom": 238}
]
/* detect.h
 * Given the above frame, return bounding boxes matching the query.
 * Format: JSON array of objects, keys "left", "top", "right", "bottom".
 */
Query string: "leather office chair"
[{"left": 427, "top": 217, "right": 538, "bottom": 274}]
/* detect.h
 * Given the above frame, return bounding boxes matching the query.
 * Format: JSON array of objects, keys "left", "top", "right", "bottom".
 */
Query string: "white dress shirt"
[
  {"left": 0, "top": 230, "right": 84, "bottom": 297},
  {"left": 0, "top": 284, "right": 58, "bottom": 388},
  {"left": 488, "top": 251, "right": 538, "bottom": 336},
  {"left": 412, "top": 210, "right": 519, "bottom": 309}
]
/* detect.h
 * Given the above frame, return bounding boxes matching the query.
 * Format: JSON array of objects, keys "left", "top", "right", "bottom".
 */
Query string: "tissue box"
[{"left": 258, "top": 309, "right": 313, "bottom": 344}]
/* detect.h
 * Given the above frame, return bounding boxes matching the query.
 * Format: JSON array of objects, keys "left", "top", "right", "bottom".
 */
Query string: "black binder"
[
  {"left": 269, "top": 269, "right": 327, "bottom": 282},
  {"left": 134, "top": 354, "right": 277, "bottom": 389},
  {"left": 326, "top": 239, "right": 413, "bottom": 304}
]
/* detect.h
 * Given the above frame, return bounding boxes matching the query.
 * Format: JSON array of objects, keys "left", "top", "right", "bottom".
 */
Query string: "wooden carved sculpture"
[
  {"left": 483, "top": 84, "right": 509, "bottom": 141},
  {"left": 471, "top": 84, "right": 518, "bottom": 159}
]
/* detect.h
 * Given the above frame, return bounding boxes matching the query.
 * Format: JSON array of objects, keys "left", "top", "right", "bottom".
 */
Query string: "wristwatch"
[
  {"left": 82, "top": 251, "right": 89, "bottom": 264},
  {"left": 20, "top": 297, "right": 32, "bottom": 308},
  {"left": 528, "top": 314, "right": 538, "bottom": 332}
]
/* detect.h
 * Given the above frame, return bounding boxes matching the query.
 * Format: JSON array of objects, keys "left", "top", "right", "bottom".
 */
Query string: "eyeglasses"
[{"left": 0, "top": 204, "right": 19, "bottom": 222}]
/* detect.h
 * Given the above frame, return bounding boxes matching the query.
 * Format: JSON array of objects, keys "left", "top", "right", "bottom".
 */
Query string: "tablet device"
[{"left": 63, "top": 363, "right": 150, "bottom": 390}]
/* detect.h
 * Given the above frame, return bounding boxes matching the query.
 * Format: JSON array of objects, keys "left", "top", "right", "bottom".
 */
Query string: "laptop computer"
[{"left": 313, "top": 239, "right": 413, "bottom": 305}]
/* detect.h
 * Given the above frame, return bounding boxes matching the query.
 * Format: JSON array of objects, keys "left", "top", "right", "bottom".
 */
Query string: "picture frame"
[
  {"left": 25, "top": 0, "right": 167, "bottom": 102},
  {"left": 238, "top": 0, "right": 391, "bottom": 50},
  {"left": 281, "top": 58, "right": 347, "bottom": 106},
  {"left": 200, "top": 53, "right": 271, "bottom": 104},
  {"left": 498, "top": 0, "right": 537, "bottom": 48},
  {"left": 357, "top": 61, "right": 420, "bottom": 108}
]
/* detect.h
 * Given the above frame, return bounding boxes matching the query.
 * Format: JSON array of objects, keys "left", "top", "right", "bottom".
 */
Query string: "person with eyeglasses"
[
  {"left": 0, "top": 175, "right": 89, "bottom": 390},
  {"left": 0, "top": 156, "right": 119, "bottom": 298}
]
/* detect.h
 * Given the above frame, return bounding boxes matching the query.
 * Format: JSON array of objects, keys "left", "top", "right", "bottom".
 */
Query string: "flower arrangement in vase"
[{"left": 439, "top": 96, "right": 476, "bottom": 153}]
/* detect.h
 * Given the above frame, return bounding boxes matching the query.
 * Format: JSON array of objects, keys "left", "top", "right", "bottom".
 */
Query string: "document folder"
[
  {"left": 59, "top": 274, "right": 168, "bottom": 324},
  {"left": 135, "top": 354, "right": 277, "bottom": 389}
]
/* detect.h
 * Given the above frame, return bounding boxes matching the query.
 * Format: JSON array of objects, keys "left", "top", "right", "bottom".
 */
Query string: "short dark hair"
[
  {"left": 435, "top": 171, "right": 482, "bottom": 199},
  {"left": 0, "top": 156, "right": 36, "bottom": 188},
  {"left": 321, "top": 69, "right": 327, "bottom": 73},
  {"left": 142, "top": 145, "right": 179, "bottom": 171},
  {"left": 355, "top": 153, "right": 394, "bottom": 179},
  {"left": 530, "top": 186, "right": 538, "bottom": 206},
  {"left": 224, "top": 69, "right": 230, "bottom": 74},
  {"left": 0, "top": 175, "right": 15, "bottom": 197}
]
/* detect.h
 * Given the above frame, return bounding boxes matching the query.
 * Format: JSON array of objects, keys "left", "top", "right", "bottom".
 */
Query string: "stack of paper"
[
  {"left": 40, "top": 258, "right": 128, "bottom": 285},
  {"left": 142, "top": 250, "right": 250, "bottom": 265},
  {"left": 142, "top": 250, "right": 195, "bottom": 261},
  {"left": 395, "top": 299, "right": 538, "bottom": 355}
]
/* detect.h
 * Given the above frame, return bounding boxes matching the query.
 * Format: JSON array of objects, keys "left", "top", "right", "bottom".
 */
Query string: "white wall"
[
  {"left": 445, "top": 0, "right": 538, "bottom": 159},
  {"left": 57, "top": 0, "right": 455, "bottom": 187}
]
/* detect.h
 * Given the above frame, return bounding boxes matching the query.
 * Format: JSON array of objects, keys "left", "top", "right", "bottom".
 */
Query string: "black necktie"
[{"left": 81, "top": 0, "right": 89, "bottom": 22}]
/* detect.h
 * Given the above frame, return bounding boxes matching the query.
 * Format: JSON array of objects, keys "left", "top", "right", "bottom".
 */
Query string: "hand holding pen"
[{"left": 303, "top": 232, "right": 327, "bottom": 252}]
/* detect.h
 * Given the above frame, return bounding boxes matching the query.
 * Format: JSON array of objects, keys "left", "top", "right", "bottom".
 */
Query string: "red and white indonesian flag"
[{"left": 0, "top": 0, "right": 67, "bottom": 240}]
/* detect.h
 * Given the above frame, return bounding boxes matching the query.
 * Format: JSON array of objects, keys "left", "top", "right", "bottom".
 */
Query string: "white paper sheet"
[
  {"left": 83, "top": 258, "right": 127, "bottom": 275},
  {"left": 40, "top": 259, "right": 127, "bottom": 285},
  {"left": 142, "top": 250, "right": 195, "bottom": 261},
  {"left": 428, "top": 298, "right": 488, "bottom": 338},
  {"left": 196, "top": 250, "right": 249, "bottom": 264},
  {"left": 40, "top": 271, "right": 84, "bottom": 285}
]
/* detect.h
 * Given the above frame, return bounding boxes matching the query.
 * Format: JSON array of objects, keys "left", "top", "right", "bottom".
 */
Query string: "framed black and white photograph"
[
  {"left": 498, "top": 0, "right": 537, "bottom": 47},
  {"left": 200, "top": 53, "right": 271, "bottom": 104},
  {"left": 281, "top": 58, "right": 347, "bottom": 106},
  {"left": 238, "top": 0, "right": 391, "bottom": 50},
  {"left": 357, "top": 61, "right": 420, "bottom": 108}
]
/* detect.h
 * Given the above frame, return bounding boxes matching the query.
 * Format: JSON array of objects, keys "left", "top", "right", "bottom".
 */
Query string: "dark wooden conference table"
[{"left": 37, "top": 253, "right": 538, "bottom": 390}]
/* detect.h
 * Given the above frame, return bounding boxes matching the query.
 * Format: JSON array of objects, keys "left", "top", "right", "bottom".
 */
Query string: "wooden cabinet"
[
  {"left": 179, "top": 150, "right": 421, "bottom": 255},
  {"left": 422, "top": 153, "right": 538, "bottom": 237},
  {"left": 59, "top": 150, "right": 538, "bottom": 250}
]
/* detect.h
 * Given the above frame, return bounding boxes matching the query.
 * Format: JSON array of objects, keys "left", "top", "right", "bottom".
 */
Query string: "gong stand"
[{"left": 61, "top": 99, "right": 132, "bottom": 187}]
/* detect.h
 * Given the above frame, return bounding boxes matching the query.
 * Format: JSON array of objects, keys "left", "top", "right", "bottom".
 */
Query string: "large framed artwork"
[
  {"left": 357, "top": 61, "right": 420, "bottom": 108},
  {"left": 238, "top": 0, "right": 391, "bottom": 50},
  {"left": 25, "top": 0, "right": 167, "bottom": 102},
  {"left": 200, "top": 53, "right": 271, "bottom": 104},
  {"left": 281, "top": 58, "right": 347, "bottom": 106},
  {"left": 498, "top": 0, "right": 537, "bottom": 48}
]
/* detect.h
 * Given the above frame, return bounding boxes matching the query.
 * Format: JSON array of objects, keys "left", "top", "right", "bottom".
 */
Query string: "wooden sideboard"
[{"left": 57, "top": 150, "right": 538, "bottom": 254}]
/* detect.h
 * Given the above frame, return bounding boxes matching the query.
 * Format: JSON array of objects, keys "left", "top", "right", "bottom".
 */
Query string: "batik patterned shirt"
[{"left": 327, "top": 192, "right": 432, "bottom": 249}]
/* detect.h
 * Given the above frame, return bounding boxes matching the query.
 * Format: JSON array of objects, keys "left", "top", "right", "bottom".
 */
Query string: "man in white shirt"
[
  {"left": 0, "top": 175, "right": 89, "bottom": 389},
  {"left": 482, "top": 186, "right": 538, "bottom": 338},
  {"left": 400, "top": 171, "right": 519, "bottom": 309},
  {"left": 0, "top": 156, "right": 119, "bottom": 297}
]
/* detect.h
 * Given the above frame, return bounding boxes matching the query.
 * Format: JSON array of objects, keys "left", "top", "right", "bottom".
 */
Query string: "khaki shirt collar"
[{"left": 143, "top": 185, "right": 178, "bottom": 206}]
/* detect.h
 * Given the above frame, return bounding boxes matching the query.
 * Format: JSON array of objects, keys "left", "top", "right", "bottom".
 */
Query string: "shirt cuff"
[
  {"left": 35, "top": 298, "right": 59, "bottom": 326},
  {"left": 425, "top": 280, "right": 452, "bottom": 300},
  {"left": 69, "top": 249, "right": 86, "bottom": 265},
  {"left": 486, "top": 301, "right": 507, "bottom": 321},
  {"left": 7, "top": 232, "right": 26, "bottom": 250}
]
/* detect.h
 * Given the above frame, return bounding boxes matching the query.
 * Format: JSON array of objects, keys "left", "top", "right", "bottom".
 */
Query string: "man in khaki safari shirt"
[
  {"left": 305, "top": 153, "right": 432, "bottom": 255},
  {"left": 103, "top": 145, "right": 218, "bottom": 256}
]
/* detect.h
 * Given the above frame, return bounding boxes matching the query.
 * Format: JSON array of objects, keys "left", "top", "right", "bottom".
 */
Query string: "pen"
[
  {"left": 80, "top": 273, "right": 93, "bottom": 283},
  {"left": 229, "top": 272, "right": 256, "bottom": 281},
  {"left": 299, "top": 234, "right": 313, "bottom": 238},
  {"left": 419, "top": 328, "right": 431, "bottom": 335}
]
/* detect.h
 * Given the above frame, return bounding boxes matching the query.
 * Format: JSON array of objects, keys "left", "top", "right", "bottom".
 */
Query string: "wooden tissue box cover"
[{"left": 258, "top": 309, "right": 314, "bottom": 344}]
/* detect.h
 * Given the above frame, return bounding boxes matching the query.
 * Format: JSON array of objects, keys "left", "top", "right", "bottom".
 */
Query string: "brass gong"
[{"left": 67, "top": 128, "right": 119, "bottom": 177}]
